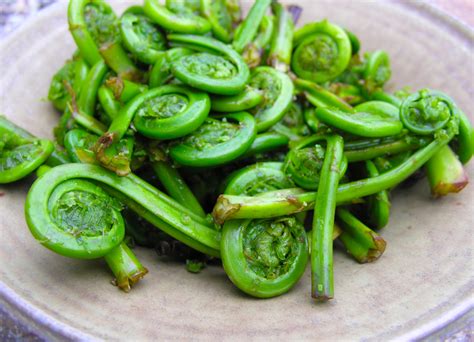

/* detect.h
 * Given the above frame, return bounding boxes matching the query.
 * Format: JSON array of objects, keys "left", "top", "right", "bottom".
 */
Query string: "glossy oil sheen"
[{"left": 0, "top": 0, "right": 473, "bottom": 340}]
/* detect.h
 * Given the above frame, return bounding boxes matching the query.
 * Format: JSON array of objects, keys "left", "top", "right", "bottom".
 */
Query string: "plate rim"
[{"left": 0, "top": 1, "right": 472, "bottom": 339}]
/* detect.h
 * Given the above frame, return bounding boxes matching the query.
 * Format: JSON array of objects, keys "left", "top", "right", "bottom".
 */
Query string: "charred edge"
[
  {"left": 114, "top": 165, "right": 132, "bottom": 177},
  {"left": 431, "top": 172, "right": 469, "bottom": 198},
  {"left": 268, "top": 57, "right": 288, "bottom": 73},
  {"left": 312, "top": 293, "right": 333, "bottom": 302},
  {"left": 129, "top": 267, "right": 149, "bottom": 286},
  {"left": 212, "top": 196, "right": 241, "bottom": 225},
  {"left": 286, "top": 195, "right": 307, "bottom": 212},
  {"left": 363, "top": 233, "right": 387, "bottom": 263},
  {"left": 120, "top": 68, "right": 144, "bottom": 84},
  {"left": 106, "top": 77, "right": 124, "bottom": 100},
  {"left": 243, "top": 44, "right": 263, "bottom": 68},
  {"left": 112, "top": 267, "right": 149, "bottom": 293},
  {"left": 64, "top": 81, "right": 78, "bottom": 108},
  {"left": 95, "top": 132, "right": 117, "bottom": 152}
]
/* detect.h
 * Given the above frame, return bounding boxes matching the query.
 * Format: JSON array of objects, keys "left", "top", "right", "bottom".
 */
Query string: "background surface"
[{"left": 0, "top": 0, "right": 472, "bottom": 340}]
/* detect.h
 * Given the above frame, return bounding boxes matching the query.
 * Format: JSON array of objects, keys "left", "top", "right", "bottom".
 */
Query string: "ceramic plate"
[{"left": 0, "top": 1, "right": 473, "bottom": 340}]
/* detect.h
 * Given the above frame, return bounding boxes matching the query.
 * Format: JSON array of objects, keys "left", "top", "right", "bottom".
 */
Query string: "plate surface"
[{"left": 0, "top": 1, "right": 473, "bottom": 340}]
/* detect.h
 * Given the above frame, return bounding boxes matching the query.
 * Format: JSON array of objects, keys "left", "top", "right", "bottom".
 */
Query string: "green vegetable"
[
  {"left": 107, "top": 84, "right": 210, "bottom": 140},
  {"left": 268, "top": 2, "right": 294, "bottom": 72},
  {"left": 426, "top": 145, "right": 468, "bottom": 197},
  {"left": 364, "top": 160, "right": 391, "bottom": 229},
  {"left": 249, "top": 67, "right": 294, "bottom": 132},
  {"left": 221, "top": 217, "right": 308, "bottom": 298},
  {"left": 169, "top": 112, "right": 256, "bottom": 167},
  {"left": 6, "top": 0, "right": 472, "bottom": 300},
  {"left": 120, "top": 11, "right": 166, "bottom": 64},
  {"left": 315, "top": 101, "right": 402, "bottom": 138},
  {"left": 143, "top": 0, "right": 211, "bottom": 34},
  {"left": 232, "top": 0, "right": 271, "bottom": 53},
  {"left": 336, "top": 208, "right": 387, "bottom": 263},
  {"left": 211, "top": 87, "right": 263, "bottom": 113},
  {"left": 292, "top": 20, "right": 352, "bottom": 83},
  {"left": 201, "top": 0, "right": 237, "bottom": 43},
  {"left": 310, "top": 135, "right": 344, "bottom": 301},
  {"left": 48, "top": 56, "right": 89, "bottom": 112},
  {"left": 26, "top": 163, "right": 221, "bottom": 258},
  {"left": 169, "top": 34, "right": 250, "bottom": 95},
  {"left": 0, "top": 116, "right": 54, "bottom": 184},
  {"left": 224, "top": 162, "right": 294, "bottom": 196},
  {"left": 68, "top": 0, "right": 142, "bottom": 81}
]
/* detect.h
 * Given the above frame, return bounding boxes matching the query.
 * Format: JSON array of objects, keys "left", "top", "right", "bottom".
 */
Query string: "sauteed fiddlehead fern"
[{"left": 2, "top": 0, "right": 471, "bottom": 301}]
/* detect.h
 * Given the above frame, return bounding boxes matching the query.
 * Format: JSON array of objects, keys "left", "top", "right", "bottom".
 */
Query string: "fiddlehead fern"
[
  {"left": 97, "top": 76, "right": 148, "bottom": 125},
  {"left": 221, "top": 216, "right": 308, "bottom": 298},
  {"left": 240, "top": 132, "right": 289, "bottom": 160},
  {"left": 166, "top": 0, "right": 201, "bottom": 15},
  {"left": 169, "top": 112, "right": 256, "bottom": 167},
  {"left": 316, "top": 101, "right": 402, "bottom": 138},
  {"left": 148, "top": 142, "right": 206, "bottom": 217},
  {"left": 249, "top": 67, "right": 294, "bottom": 132},
  {"left": 0, "top": 116, "right": 54, "bottom": 184},
  {"left": 240, "top": 15, "right": 274, "bottom": 68},
  {"left": 336, "top": 208, "right": 386, "bottom": 263},
  {"left": 224, "top": 162, "right": 294, "bottom": 196},
  {"left": 400, "top": 89, "right": 456, "bottom": 135},
  {"left": 64, "top": 128, "right": 98, "bottom": 164},
  {"left": 213, "top": 98, "right": 460, "bottom": 222},
  {"left": 168, "top": 34, "right": 250, "bottom": 95},
  {"left": 26, "top": 167, "right": 148, "bottom": 291},
  {"left": 272, "top": 102, "right": 311, "bottom": 140},
  {"left": 65, "top": 128, "right": 136, "bottom": 175},
  {"left": 327, "top": 83, "right": 364, "bottom": 106},
  {"left": 283, "top": 135, "right": 348, "bottom": 190},
  {"left": 211, "top": 87, "right": 263, "bottom": 113},
  {"left": 454, "top": 110, "right": 473, "bottom": 164},
  {"left": 143, "top": 0, "right": 211, "bottom": 34},
  {"left": 232, "top": 0, "right": 271, "bottom": 53},
  {"left": 283, "top": 144, "right": 326, "bottom": 190},
  {"left": 77, "top": 60, "right": 109, "bottom": 117},
  {"left": 68, "top": 0, "right": 141, "bottom": 81},
  {"left": 104, "top": 84, "right": 210, "bottom": 141},
  {"left": 55, "top": 59, "right": 108, "bottom": 145},
  {"left": 344, "top": 29, "right": 360, "bottom": 55},
  {"left": 295, "top": 78, "right": 353, "bottom": 112},
  {"left": 98, "top": 86, "right": 121, "bottom": 122},
  {"left": 120, "top": 11, "right": 166, "bottom": 65},
  {"left": 307, "top": 135, "right": 344, "bottom": 300},
  {"left": 363, "top": 50, "right": 391, "bottom": 94},
  {"left": 292, "top": 20, "right": 352, "bottom": 83},
  {"left": 26, "top": 163, "right": 221, "bottom": 260},
  {"left": 425, "top": 145, "right": 468, "bottom": 197},
  {"left": 12, "top": 0, "right": 474, "bottom": 301},
  {"left": 48, "top": 56, "right": 89, "bottom": 112},
  {"left": 149, "top": 48, "right": 193, "bottom": 88},
  {"left": 363, "top": 160, "right": 390, "bottom": 229},
  {"left": 224, "top": 0, "right": 241, "bottom": 24},
  {"left": 268, "top": 2, "right": 294, "bottom": 72},
  {"left": 201, "top": 0, "right": 237, "bottom": 43}
]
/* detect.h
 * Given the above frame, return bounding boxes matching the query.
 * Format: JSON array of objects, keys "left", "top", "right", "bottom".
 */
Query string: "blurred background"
[{"left": 0, "top": 0, "right": 472, "bottom": 37}]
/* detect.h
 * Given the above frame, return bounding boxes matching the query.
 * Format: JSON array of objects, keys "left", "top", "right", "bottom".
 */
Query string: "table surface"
[{"left": 0, "top": 1, "right": 472, "bottom": 341}]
